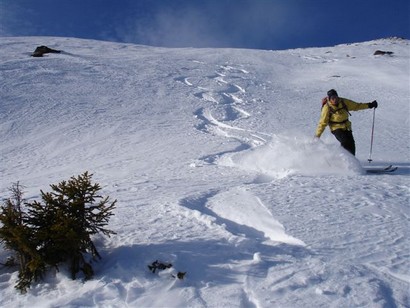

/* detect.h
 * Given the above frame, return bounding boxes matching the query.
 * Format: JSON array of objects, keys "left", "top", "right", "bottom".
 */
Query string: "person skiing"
[{"left": 315, "top": 89, "right": 378, "bottom": 155}]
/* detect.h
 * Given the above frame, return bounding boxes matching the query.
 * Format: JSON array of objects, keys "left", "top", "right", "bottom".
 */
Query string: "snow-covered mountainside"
[{"left": 1, "top": 37, "right": 409, "bottom": 307}]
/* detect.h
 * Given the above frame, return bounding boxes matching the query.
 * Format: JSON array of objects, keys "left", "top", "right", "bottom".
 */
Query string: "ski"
[{"left": 365, "top": 165, "right": 398, "bottom": 174}]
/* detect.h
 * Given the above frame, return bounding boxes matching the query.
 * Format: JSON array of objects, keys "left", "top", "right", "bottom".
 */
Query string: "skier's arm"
[
  {"left": 344, "top": 98, "right": 374, "bottom": 111},
  {"left": 315, "top": 105, "right": 329, "bottom": 138}
]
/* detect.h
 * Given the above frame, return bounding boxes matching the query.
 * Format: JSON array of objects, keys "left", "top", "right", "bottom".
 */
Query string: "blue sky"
[{"left": 0, "top": 0, "right": 409, "bottom": 50}]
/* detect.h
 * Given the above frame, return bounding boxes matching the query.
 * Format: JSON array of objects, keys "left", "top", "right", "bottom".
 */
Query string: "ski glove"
[{"left": 368, "top": 100, "right": 378, "bottom": 109}]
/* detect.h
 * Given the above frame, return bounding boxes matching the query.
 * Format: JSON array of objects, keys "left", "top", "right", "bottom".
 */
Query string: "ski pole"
[{"left": 368, "top": 107, "right": 376, "bottom": 163}]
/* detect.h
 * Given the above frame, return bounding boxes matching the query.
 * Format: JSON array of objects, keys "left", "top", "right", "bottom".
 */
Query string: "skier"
[{"left": 315, "top": 89, "right": 378, "bottom": 155}]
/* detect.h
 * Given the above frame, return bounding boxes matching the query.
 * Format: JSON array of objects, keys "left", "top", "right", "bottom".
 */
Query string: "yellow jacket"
[{"left": 315, "top": 98, "right": 370, "bottom": 137}]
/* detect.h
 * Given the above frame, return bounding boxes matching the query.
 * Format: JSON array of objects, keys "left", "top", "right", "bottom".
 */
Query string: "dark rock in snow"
[
  {"left": 373, "top": 50, "right": 394, "bottom": 56},
  {"left": 31, "top": 45, "right": 62, "bottom": 57}
]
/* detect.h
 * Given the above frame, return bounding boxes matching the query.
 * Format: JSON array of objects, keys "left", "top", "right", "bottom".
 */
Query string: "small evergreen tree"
[
  {"left": 0, "top": 182, "right": 46, "bottom": 292},
  {"left": 0, "top": 172, "right": 116, "bottom": 293}
]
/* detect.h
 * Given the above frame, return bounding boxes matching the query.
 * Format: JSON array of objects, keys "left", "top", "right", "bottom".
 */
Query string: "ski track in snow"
[
  {"left": 175, "top": 62, "right": 312, "bottom": 306},
  {"left": 188, "top": 62, "right": 270, "bottom": 162},
  {"left": 0, "top": 37, "right": 409, "bottom": 307}
]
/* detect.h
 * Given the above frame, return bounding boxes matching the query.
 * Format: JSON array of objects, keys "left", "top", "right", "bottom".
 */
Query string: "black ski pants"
[{"left": 332, "top": 129, "right": 356, "bottom": 156}]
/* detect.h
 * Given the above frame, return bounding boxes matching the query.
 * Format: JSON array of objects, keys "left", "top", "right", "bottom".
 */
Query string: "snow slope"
[{"left": 0, "top": 36, "right": 409, "bottom": 307}]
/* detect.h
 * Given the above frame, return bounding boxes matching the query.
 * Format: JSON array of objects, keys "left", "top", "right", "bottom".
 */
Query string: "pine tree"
[
  {"left": 0, "top": 172, "right": 116, "bottom": 293},
  {"left": 0, "top": 182, "right": 45, "bottom": 293}
]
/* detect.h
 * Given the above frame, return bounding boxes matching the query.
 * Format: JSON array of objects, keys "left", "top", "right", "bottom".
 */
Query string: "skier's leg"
[{"left": 332, "top": 129, "right": 356, "bottom": 155}]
